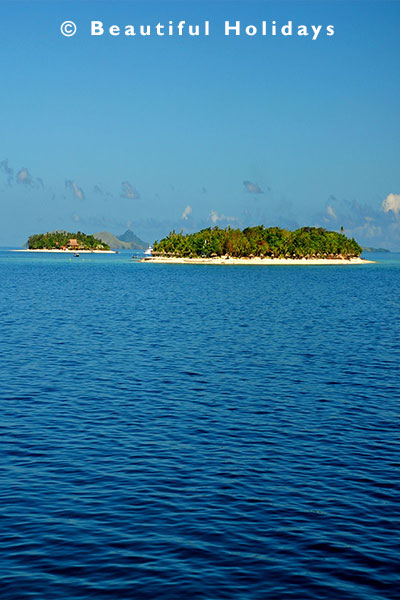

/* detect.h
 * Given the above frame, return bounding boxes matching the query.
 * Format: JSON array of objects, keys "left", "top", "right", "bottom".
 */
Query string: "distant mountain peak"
[
  {"left": 118, "top": 229, "right": 145, "bottom": 246},
  {"left": 93, "top": 230, "right": 147, "bottom": 250}
]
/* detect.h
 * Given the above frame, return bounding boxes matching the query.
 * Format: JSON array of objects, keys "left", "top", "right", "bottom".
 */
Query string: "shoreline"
[
  {"left": 13, "top": 249, "right": 116, "bottom": 254},
  {"left": 141, "top": 256, "right": 375, "bottom": 265}
]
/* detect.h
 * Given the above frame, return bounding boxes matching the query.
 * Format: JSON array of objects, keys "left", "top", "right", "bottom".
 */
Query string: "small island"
[
  {"left": 19, "top": 231, "right": 114, "bottom": 253},
  {"left": 143, "top": 226, "right": 373, "bottom": 265}
]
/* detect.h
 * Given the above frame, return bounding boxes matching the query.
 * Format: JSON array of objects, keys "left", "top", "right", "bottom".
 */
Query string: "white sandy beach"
[
  {"left": 13, "top": 249, "right": 116, "bottom": 254},
  {"left": 141, "top": 256, "right": 374, "bottom": 265}
]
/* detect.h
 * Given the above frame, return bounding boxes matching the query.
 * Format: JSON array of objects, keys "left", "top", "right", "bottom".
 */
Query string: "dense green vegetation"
[
  {"left": 153, "top": 226, "right": 362, "bottom": 259},
  {"left": 27, "top": 231, "right": 110, "bottom": 251}
]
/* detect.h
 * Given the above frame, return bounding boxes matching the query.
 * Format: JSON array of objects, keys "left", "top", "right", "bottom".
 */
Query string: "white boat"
[{"left": 144, "top": 245, "right": 153, "bottom": 256}]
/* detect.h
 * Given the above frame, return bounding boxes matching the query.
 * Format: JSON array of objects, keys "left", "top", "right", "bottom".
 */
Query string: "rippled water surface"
[{"left": 0, "top": 250, "right": 399, "bottom": 599}]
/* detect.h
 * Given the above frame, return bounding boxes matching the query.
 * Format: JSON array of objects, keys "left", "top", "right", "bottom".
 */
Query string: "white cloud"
[
  {"left": 210, "top": 210, "right": 219, "bottom": 224},
  {"left": 243, "top": 180, "right": 263, "bottom": 194},
  {"left": 0, "top": 158, "right": 13, "bottom": 185},
  {"left": 352, "top": 222, "right": 383, "bottom": 239},
  {"left": 181, "top": 205, "right": 192, "bottom": 220},
  {"left": 121, "top": 181, "right": 140, "bottom": 200},
  {"left": 327, "top": 204, "right": 337, "bottom": 220},
  {"left": 16, "top": 167, "right": 32, "bottom": 185},
  {"left": 382, "top": 193, "right": 400, "bottom": 215},
  {"left": 210, "top": 210, "right": 237, "bottom": 225},
  {"left": 65, "top": 179, "right": 85, "bottom": 201}
]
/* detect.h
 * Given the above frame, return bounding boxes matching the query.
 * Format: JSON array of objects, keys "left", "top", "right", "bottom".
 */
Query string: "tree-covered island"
[
  {"left": 153, "top": 226, "right": 362, "bottom": 259},
  {"left": 27, "top": 231, "right": 111, "bottom": 251}
]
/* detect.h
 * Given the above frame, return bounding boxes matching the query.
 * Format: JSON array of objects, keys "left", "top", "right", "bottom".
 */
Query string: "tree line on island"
[
  {"left": 27, "top": 231, "right": 110, "bottom": 251},
  {"left": 26, "top": 229, "right": 148, "bottom": 251},
  {"left": 153, "top": 226, "right": 362, "bottom": 259}
]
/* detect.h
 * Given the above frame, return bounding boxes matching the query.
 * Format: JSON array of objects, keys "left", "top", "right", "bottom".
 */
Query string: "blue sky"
[{"left": 1, "top": 0, "right": 400, "bottom": 248}]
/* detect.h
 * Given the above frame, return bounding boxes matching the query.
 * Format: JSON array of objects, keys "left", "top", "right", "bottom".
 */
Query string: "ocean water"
[{"left": 0, "top": 249, "right": 399, "bottom": 600}]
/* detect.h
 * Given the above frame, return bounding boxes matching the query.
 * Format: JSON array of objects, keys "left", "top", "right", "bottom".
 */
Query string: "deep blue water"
[{"left": 0, "top": 249, "right": 399, "bottom": 599}]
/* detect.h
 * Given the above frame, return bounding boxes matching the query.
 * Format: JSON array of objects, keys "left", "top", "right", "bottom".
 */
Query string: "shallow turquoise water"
[{"left": 0, "top": 250, "right": 399, "bottom": 599}]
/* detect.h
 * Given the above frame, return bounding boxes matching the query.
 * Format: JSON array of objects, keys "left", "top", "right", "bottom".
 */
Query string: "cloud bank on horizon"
[
  {"left": 317, "top": 193, "right": 400, "bottom": 247},
  {"left": 1, "top": 155, "right": 400, "bottom": 248}
]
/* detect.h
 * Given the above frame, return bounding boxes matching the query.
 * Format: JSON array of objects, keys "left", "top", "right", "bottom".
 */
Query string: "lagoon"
[{"left": 0, "top": 249, "right": 399, "bottom": 599}]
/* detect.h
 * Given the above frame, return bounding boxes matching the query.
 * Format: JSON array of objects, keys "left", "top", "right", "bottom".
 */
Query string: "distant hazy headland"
[
  {"left": 362, "top": 247, "right": 390, "bottom": 253},
  {"left": 93, "top": 229, "right": 147, "bottom": 250}
]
